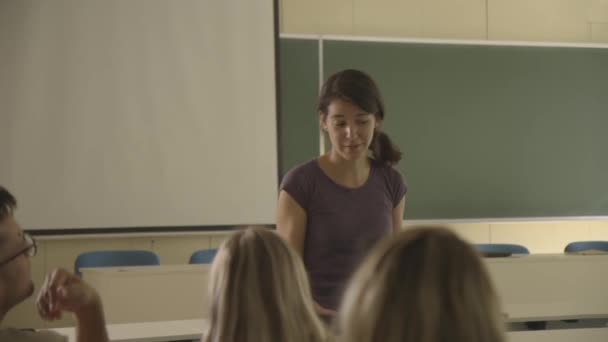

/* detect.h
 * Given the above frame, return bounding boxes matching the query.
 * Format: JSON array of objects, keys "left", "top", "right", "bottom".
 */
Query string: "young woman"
[
  {"left": 277, "top": 69, "right": 408, "bottom": 317},
  {"left": 338, "top": 227, "right": 506, "bottom": 342},
  {"left": 203, "top": 227, "right": 328, "bottom": 342}
]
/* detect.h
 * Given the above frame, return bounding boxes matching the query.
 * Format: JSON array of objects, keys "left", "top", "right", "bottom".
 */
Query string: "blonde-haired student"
[
  {"left": 203, "top": 227, "right": 328, "bottom": 342},
  {"left": 338, "top": 226, "right": 505, "bottom": 342}
]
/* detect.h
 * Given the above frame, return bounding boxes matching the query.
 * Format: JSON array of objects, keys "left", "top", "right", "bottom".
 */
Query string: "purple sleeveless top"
[{"left": 280, "top": 159, "right": 407, "bottom": 310}]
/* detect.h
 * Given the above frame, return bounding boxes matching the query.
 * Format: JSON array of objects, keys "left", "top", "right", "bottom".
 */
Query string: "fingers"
[
  {"left": 314, "top": 301, "right": 337, "bottom": 317},
  {"left": 36, "top": 290, "right": 51, "bottom": 320},
  {"left": 48, "top": 269, "right": 72, "bottom": 311},
  {"left": 56, "top": 280, "right": 87, "bottom": 310},
  {"left": 36, "top": 277, "right": 47, "bottom": 315},
  {"left": 36, "top": 270, "right": 55, "bottom": 321},
  {"left": 319, "top": 307, "right": 337, "bottom": 317},
  {"left": 35, "top": 268, "right": 77, "bottom": 320}
]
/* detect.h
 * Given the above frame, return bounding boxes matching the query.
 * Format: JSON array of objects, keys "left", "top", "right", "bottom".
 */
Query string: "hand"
[
  {"left": 36, "top": 268, "right": 101, "bottom": 321},
  {"left": 314, "top": 301, "right": 337, "bottom": 318}
]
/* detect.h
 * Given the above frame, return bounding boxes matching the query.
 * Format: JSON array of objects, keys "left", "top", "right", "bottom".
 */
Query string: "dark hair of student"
[{"left": 0, "top": 186, "right": 17, "bottom": 222}]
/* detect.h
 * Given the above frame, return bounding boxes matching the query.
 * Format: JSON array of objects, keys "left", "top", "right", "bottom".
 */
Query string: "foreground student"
[
  {"left": 203, "top": 227, "right": 328, "bottom": 342},
  {"left": 0, "top": 186, "right": 108, "bottom": 342},
  {"left": 338, "top": 227, "right": 506, "bottom": 342}
]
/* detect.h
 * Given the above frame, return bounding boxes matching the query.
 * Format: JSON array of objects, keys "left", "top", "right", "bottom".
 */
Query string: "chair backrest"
[
  {"left": 189, "top": 249, "right": 218, "bottom": 264},
  {"left": 475, "top": 243, "right": 530, "bottom": 255},
  {"left": 75, "top": 250, "right": 160, "bottom": 276},
  {"left": 564, "top": 241, "right": 608, "bottom": 253}
]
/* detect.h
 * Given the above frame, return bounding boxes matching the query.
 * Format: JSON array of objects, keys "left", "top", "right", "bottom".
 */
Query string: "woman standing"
[{"left": 277, "top": 69, "right": 407, "bottom": 318}]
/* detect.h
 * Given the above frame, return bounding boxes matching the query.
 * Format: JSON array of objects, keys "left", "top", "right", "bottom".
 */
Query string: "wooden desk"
[
  {"left": 82, "top": 265, "right": 210, "bottom": 324},
  {"left": 484, "top": 254, "right": 608, "bottom": 322},
  {"left": 47, "top": 320, "right": 608, "bottom": 342}
]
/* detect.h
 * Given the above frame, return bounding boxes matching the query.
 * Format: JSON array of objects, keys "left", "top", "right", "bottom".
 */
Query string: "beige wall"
[
  {"left": 280, "top": 0, "right": 608, "bottom": 43},
  {"left": 409, "top": 219, "right": 608, "bottom": 252}
]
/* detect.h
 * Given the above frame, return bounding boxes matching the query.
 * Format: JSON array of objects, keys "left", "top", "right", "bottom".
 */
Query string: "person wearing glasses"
[{"left": 0, "top": 186, "right": 109, "bottom": 342}]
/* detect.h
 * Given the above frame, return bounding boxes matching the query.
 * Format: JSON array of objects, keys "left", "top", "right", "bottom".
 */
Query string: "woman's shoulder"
[
  {"left": 372, "top": 161, "right": 404, "bottom": 179},
  {"left": 371, "top": 162, "right": 408, "bottom": 198},
  {"left": 280, "top": 159, "right": 321, "bottom": 209},
  {"left": 282, "top": 159, "right": 320, "bottom": 182}
]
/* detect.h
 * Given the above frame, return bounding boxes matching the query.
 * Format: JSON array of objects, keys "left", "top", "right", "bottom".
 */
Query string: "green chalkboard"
[
  {"left": 278, "top": 39, "right": 319, "bottom": 176},
  {"left": 280, "top": 38, "right": 608, "bottom": 219}
]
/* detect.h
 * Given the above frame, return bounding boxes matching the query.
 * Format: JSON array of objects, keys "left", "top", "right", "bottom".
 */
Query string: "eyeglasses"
[{"left": 0, "top": 233, "right": 37, "bottom": 267}]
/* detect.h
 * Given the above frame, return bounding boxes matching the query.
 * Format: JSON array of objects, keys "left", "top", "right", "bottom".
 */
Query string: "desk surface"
[
  {"left": 81, "top": 264, "right": 209, "bottom": 275},
  {"left": 483, "top": 253, "right": 608, "bottom": 263},
  {"left": 79, "top": 254, "right": 608, "bottom": 325},
  {"left": 483, "top": 253, "right": 608, "bottom": 322},
  {"left": 48, "top": 320, "right": 608, "bottom": 342},
  {"left": 49, "top": 319, "right": 207, "bottom": 342},
  {"left": 82, "top": 265, "right": 211, "bottom": 324}
]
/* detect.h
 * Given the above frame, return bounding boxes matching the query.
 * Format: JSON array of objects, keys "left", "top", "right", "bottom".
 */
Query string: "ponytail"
[{"left": 370, "top": 130, "right": 401, "bottom": 166}]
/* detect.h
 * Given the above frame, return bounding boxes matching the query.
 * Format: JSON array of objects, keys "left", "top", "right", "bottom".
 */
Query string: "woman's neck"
[
  {"left": 320, "top": 150, "right": 371, "bottom": 188},
  {"left": 326, "top": 149, "right": 370, "bottom": 173}
]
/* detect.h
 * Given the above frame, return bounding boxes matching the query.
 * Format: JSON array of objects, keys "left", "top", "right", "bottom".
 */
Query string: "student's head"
[
  {"left": 0, "top": 187, "right": 36, "bottom": 319},
  {"left": 204, "top": 227, "right": 327, "bottom": 342},
  {"left": 338, "top": 226, "right": 505, "bottom": 342},
  {"left": 318, "top": 69, "right": 401, "bottom": 165}
]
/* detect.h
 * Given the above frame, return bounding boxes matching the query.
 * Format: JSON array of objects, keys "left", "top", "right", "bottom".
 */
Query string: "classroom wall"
[
  {"left": 5, "top": 0, "right": 608, "bottom": 331},
  {"left": 280, "top": 0, "right": 608, "bottom": 43},
  {"left": 427, "top": 219, "right": 608, "bottom": 252},
  {"left": 276, "top": 0, "right": 608, "bottom": 271}
]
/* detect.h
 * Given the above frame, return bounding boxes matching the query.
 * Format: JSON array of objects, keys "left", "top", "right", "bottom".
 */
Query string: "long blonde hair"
[
  {"left": 204, "top": 227, "right": 328, "bottom": 342},
  {"left": 338, "top": 226, "right": 506, "bottom": 342}
]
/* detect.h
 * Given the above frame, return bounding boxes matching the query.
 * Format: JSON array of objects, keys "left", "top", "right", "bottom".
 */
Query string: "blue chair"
[
  {"left": 189, "top": 249, "right": 218, "bottom": 264},
  {"left": 475, "top": 243, "right": 530, "bottom": 256},
  {"left": 75, "top": 250, "right": 160, "bottom": 276},
  {"left": 565, "top": 241, "right": 608, "bottom": 253}
]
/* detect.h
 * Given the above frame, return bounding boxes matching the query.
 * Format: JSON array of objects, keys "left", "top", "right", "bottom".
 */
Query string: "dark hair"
[
  {"left": 317, "top": 69, "right": 402, "bottom": 166},
  {"left": 0, "top": 186, "right": 17, "bottom": 222}
]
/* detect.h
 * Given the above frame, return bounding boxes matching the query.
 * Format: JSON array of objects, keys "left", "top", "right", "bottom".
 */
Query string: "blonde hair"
[
  {"left": 204, "top": 227, "right": 328, "bottom": 342},
  {"left": 338, "top": 226, "right": 506, "bottom": 342}
]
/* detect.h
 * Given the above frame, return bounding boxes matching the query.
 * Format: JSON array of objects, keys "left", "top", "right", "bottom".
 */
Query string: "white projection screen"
[{"left": 0, "top": 0, "right": 278, "bottom": 230}]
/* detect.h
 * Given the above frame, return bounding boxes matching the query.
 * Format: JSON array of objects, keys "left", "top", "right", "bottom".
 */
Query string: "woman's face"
[{"left": 321, "top": 99, "right": 379, "bottom": 161}]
